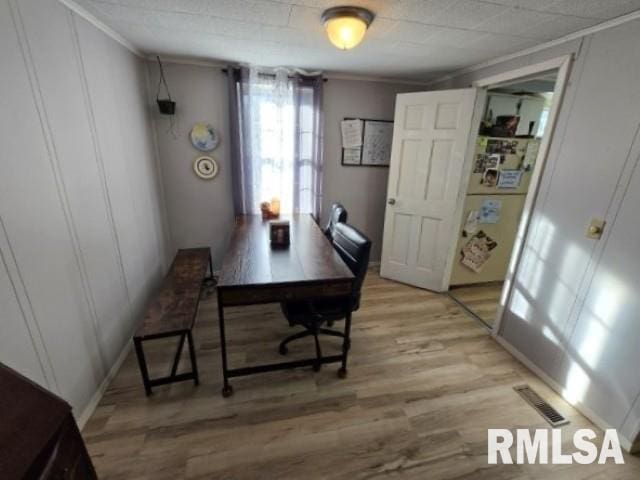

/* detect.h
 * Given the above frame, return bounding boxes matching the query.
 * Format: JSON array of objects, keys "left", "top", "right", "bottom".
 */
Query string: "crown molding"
[
  {"left": 58, "top": 0, "right": 143, "bottom": 57},
  {"left": 145, "top": 54, "right": 430, "bottom": 86},
  {"left": 145, "top": 55, "right": 228, "bottom": 69},
  {"left": 322, "top": 72, "right": 429, "bottom": 86},
  {"left": 425, "top": 9, "right": 640, "bottom": 86}
]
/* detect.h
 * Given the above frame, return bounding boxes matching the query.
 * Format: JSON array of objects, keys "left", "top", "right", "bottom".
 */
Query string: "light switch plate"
[{"left": 587, "top": 218, "right": 605, "bottom": 239}]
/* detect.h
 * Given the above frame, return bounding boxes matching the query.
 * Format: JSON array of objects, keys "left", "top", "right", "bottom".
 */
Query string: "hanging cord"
[
  {"left": 156, "top": 55, "right": 172, "bottom": 102},
  {"left": 166, "top": 112, "right": 179, "bottom": 139}
]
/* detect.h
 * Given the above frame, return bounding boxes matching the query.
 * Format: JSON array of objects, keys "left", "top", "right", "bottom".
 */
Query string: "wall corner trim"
[{"left": 57, "top": 0, "right": 143, "bottom": 57}]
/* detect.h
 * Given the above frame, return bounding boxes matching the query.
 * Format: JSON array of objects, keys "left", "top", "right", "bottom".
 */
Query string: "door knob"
[{"left": 388, "top": 198, "right": 396, "bottom": 205}]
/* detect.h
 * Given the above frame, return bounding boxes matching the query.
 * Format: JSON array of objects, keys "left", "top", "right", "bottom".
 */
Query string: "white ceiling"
[{"left": 72, "top": 0, "right": 640, "bottom": 81}]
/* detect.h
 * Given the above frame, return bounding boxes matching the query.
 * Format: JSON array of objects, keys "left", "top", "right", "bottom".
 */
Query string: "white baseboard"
[
  {"left": 494, "top": 335, "right": 635, "bottom": 452},
  {"left": 76, "top": 341, "right": 132, "bottom": 430}
]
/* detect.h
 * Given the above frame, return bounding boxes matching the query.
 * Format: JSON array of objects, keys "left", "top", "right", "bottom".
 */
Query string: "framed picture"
[
  {"left": 269, "top": 221, "right": 290, "bottom": 248},
  {"left": 341, "top": 147, "right": 362, "bottom": 165},
  {"left": 341, "top": 118, "right": 393, "bottom": 167},
  {"left": 361, "top": 120, "right": 393, "bottom": 166}
]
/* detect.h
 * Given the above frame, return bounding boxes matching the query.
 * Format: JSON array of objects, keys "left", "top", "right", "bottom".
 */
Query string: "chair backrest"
[
  {"left": 324, "top": 203, "right": 348, "bottom": 240},
  {"left": 332, "top": 222, "right": 371, "bottom": 311}
]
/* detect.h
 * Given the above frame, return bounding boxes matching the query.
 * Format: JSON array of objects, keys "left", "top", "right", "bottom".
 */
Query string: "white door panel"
[{"left": 381, "top": 89, "right": 481, "bottom": 291}]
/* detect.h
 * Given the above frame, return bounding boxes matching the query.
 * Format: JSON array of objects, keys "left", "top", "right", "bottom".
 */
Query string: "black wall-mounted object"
[
  {"left": 156, "top": 56, "right": 176, "bottom": 115},
  {"left": 157, "top": 98, "right": 176, "bottom": 115}
]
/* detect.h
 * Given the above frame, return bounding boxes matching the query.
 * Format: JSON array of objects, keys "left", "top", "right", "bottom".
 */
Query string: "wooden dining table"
[{"left": 216, "top": 214, "right": 355, "bottom": 397}]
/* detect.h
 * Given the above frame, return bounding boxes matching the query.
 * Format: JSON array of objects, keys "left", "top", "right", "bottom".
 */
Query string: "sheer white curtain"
[
  {"left": 228, "top": 66, "right": 324, "bottom": 217},
  {"left": 247, "top": 69, "right": 296, "bottom": 213}
]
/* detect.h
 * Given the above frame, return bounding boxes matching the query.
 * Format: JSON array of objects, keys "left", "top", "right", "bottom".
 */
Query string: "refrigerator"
[{"left": 449, "top": 136, "right": 540, "bottom": 286}]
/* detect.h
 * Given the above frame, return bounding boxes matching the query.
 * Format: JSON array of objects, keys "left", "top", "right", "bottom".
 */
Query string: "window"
[
  {"left": 251, "top": 80, "right": 296, "bottom": 213},
  {"left": 231, "top": 68, "right": 323, "bottom": 217}
]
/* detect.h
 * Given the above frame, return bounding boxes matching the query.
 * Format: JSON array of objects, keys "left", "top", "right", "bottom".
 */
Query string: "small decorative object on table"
[
  {"left": 270, "top": 197, "right": 280, "bottom": 216},
  {"left": 270, "top": 220, "right": 290, "bottom": 248},
  {"left": 260, "top": 197, "right": 281, "bottom": 220}
]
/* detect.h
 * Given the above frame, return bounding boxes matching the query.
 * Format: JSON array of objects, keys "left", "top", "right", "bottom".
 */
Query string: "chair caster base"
[
  {"left": 279, "top": 344, "right": 288, "bottom": 355},
  {"left": 337, "top": 367, "right": 347, "bottom": 379},
  {"left": 222, "top": 384, "right": 234, "bottom": 397}
]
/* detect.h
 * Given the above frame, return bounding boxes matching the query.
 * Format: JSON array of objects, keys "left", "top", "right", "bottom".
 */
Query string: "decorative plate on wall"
[
  {"left": 193, "top": 156, "right": 218, "bottom": 180},
  {"left": 190, "top": 122, "right": 219, "bottom": 151}
]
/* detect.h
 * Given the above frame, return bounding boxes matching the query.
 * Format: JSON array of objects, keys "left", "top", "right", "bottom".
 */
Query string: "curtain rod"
[{"left": 221, "top": 68, "right": 328, "bottom": 82}]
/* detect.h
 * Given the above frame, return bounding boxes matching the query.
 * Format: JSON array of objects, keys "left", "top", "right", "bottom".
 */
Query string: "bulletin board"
[{"left": 341, "top": 118, "right": 394, "bottom": 167}]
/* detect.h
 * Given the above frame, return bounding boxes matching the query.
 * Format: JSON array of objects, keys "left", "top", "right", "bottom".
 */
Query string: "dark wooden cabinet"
[{"left": 0, "top": 363, "right": 97, "bottom": 479}]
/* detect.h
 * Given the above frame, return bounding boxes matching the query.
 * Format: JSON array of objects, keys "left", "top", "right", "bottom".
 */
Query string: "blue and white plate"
[{"left": 190, "top": 122, "right": 219, "bottom": 152}]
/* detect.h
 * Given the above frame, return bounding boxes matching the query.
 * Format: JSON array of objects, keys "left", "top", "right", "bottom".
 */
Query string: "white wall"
[
  {"left": 0, "top": 0, "right": 169, "bottom": 422},
  {"left": 149, "top": 63, "right": 419, "bottom": 266},
  {"left": 432, "top": 21, "right": 640, "bottom": 449},
  {"left": 146, "top": 62, "right": 235, "bottom": 269}
]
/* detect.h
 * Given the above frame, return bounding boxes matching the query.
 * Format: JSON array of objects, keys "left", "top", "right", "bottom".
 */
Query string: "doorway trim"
[{"left": 464, "top": 55, "right": 574, "bottom": 335}]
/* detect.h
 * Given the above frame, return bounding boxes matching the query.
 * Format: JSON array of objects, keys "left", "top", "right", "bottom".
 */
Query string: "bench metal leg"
[
  {"left": 134, "top": 331, "right": 200, "bottom": 396},
  {"left": 170, "top": 333, "right": 186, "bottom": 377},
  {"left": 134, "top": 337, "right": 152, "bottom": 396},
  {"left": 187, "top": 331, "right": 200, "bottom": 386}
]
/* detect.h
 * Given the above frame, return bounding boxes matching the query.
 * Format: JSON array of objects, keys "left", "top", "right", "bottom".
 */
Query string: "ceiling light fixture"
[{"left": 322, "top": 6, "right": 374, "bottom": 50}]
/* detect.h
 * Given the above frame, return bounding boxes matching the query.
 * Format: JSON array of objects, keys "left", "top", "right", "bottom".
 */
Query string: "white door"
[{"left": 380, "top": 88, "right": 482, "bottom": 291}]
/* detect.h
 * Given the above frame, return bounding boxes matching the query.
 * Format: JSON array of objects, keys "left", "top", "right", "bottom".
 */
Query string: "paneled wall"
[
  {"left": 431, "top": 20, "right": 640, "bottom": 449},
  {"left": 0, "top": 0, "right": 170, "bottom": 423}
]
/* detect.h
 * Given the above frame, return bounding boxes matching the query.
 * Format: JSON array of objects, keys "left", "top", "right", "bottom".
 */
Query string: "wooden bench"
[{"left": 133, "top": 248, "right": 212, "bottom": 395}]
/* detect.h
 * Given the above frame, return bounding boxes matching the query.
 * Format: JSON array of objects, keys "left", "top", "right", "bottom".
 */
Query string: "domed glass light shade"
[{"left": 322, "top": 7, "right": 374, "bottom": 50}]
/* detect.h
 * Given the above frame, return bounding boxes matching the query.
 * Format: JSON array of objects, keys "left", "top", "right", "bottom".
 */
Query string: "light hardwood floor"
[
  {"left": 83, "top": 272, "right": 640, "bottom": 479},
  {"left": 449, "top": 283, "right": 504, "bottom": 327}
]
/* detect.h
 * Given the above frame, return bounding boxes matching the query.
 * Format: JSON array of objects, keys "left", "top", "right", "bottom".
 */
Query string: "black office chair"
[
  {"left": 279, "top": 222, "right": 371, "bottom": 375},
  {"left": 323, "top": 203, "right": 348, "bottom": 240}
]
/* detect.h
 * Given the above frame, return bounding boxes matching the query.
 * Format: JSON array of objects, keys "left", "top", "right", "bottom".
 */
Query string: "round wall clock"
[
  {"left": 190, "top": 122, "right": 219, "bottom": 152},
  {"left": 193, "top": 156, "right": 218, "bottom": 180}
]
